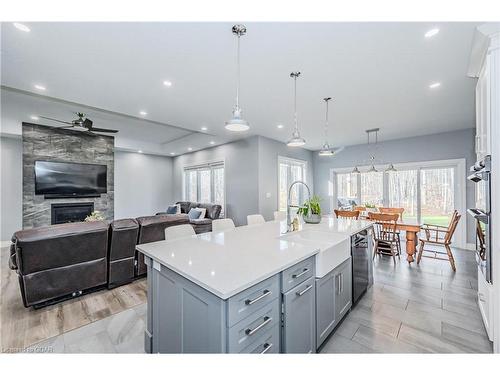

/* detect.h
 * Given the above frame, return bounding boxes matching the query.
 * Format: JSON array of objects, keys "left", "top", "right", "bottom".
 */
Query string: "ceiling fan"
[{"left": 39, "top": 112, "right": 118, "bottom": 134}]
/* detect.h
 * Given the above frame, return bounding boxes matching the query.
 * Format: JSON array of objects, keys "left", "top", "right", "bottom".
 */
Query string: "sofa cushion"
[
  {"left": 166, "top": 205, "right": 178, "bottom": 214},
  {"left": 197, "top": 203, "right": 222, "bottom": 220},
  {"left": 176, "top": 201, "right": 193, "bottom": 214},
  {"left": 188, "top": 208, "right": 202, "bottom": 220}
]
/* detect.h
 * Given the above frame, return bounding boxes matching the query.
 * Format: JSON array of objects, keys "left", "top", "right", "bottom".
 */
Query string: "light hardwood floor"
[
  {"left": 1, "top": 247, "right": 147, "bottom": 352},
  {"left": 1, "top": 244, "right": 492, "bottom": 353}
]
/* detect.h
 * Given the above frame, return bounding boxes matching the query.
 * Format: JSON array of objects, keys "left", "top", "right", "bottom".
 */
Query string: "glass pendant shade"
[
  {"left": 225, "top": 107, "right": 249, "bottom": 132},
  {"left": 368, "top": 164, "right": 378, "bottom": 173},
  {"left": 385, "top": 163, "right": 397, "bottom": 173},
  {"left": 352, "top": 166, "right": 361, "bottom": 174},
  {"left": 225, "top": 25, "right": 249, "bottom": 132},
  {"left": 287, "top": 129, "right": 306, "bottom": 147}
]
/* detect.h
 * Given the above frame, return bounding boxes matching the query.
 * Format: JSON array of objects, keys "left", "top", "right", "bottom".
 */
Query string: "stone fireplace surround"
[{"left": 22, "top": 123, "right": 114, "bottom": 229}]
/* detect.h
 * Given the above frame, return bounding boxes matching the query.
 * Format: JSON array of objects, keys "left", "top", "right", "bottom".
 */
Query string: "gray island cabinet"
[{"left": 143, "top": 255, "right": 317, "bottom": 353}]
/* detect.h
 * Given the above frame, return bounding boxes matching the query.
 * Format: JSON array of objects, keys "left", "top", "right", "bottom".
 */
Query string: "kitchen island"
[{"left": 137, "top": 216, "right": 372, "bottom": 353}]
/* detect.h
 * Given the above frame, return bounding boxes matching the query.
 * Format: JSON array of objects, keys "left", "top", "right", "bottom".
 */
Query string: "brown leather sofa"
[
  {"left": 157, "top": 201, "right": 222, "bottom": 234},
  {"left": 9, "top": 221, "right": 109, "bottom": 308},
  {"left": 135, "top": 215, "right": 190, "bottom": 276},
  {"left": 108, "top": 218, "right": 139, "bottom": 288}
]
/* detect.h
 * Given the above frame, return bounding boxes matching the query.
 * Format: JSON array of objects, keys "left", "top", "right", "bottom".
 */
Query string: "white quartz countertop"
[{"left": 137, "top": 216, "right": 372, "bottom": 300}]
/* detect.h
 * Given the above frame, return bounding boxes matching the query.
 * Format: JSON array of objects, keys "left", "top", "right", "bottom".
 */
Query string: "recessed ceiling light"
[
  {"left": 425, "top": 28, "right": 439, "bottom": 38},
  {"left": 277, "top": 124, "right": 284, "bottom": 129},
  {"left": 138, "top": 150, "right": 143, "bottom": 153},
  {"left": 13, "top": 23, "right": 30, "bottom": 32},
  {"left": 30, "top": 115, "right": 39, "bottom": 121},
  {"left": 210, "top": 141, "right": 215, "bottom": 145},
  {"left": 429, "top": 82, "right": 441, "bottom": 89},
  {"left": 163, "top": 80, "right": 172, "bottom": 87},
  {"left": 201, "top": 126, "right": 208, "bottom": 131},
  {"left": 170, "top": 152, "right": 176, "bottom": 156},
  {"left": 139, "top": 111, "right": 147, "bottom": 116},
  {"left": 187, "top": 147, "right": 193, "bottom": 151},
  {"left": 34, "top": 84, "right": 46, "bottom": 91}
]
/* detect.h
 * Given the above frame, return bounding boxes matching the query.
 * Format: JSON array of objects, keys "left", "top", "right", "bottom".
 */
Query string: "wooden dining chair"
[
  {"left": 378, "top": 207, "right": 405, "bottom": 254},
  {"left": 334, "top": 209, "right": 360, "bottom": 219},
  {"left": 368, "top": 212, "right": 400, "bottom": 264},
  {"left": 417, "top": 210, "right": 461, "bottom": 271}
]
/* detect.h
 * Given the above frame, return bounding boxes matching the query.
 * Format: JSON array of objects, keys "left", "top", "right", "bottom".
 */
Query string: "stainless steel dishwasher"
[{"left": 351, "top": 230, "right": 371, "bottom": 305}]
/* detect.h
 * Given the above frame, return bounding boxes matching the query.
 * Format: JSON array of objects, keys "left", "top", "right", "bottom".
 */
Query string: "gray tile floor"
[{"left": 26, "top": 246, "right": 492, "bottom": 354}]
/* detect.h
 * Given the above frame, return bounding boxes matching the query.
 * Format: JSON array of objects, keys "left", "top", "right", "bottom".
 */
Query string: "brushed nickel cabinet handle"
[
  {"left": 292, "top": 268, "right": 309, "bottom": 279},
  {"left": 260, "top": 342, "right": 273, "bottom": 354},
  {"left": 245, "top": 289, "right": 272, "bottom": 305},
  {"left": 296, "top": 284, "right": 313, "bottom": 297},
  {"left": 245, "top": 316, "right": 272, "bottom": 336}
]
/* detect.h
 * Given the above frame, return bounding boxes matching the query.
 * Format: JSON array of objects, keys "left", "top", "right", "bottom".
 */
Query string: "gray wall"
[
  {"left": 258, "top": 136, "right": 314, "bottom": 221},
  {"left": 22, "top": 123, "right": 115, "bottom": 229},
  {"left": 0, "top": 137, "right": 23, "bottom": 242},
  {"left": 172, "top": 137, "right": 259, "bottom": 226},
  {"left": 0, "top": 135, "right": 174, "bottom": 241},
  {"left": 114, "top": 151, "right": 174, "bottom": 219},
  {"left": 313, "top": 128, "right": 476, "bottom": 244}
]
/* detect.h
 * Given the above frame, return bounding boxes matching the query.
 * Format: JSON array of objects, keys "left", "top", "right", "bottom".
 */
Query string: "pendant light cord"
[
  {"left": 293, "top": 74, "right": 298, "bottom": 131},
  {"left": 236, "top": 34, "right": 240, "bottom": 109}
]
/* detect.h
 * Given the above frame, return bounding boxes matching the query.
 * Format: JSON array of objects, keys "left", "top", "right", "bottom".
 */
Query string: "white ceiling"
[{"left": 1, "top": 22, "right": 481, "bottom": 155}]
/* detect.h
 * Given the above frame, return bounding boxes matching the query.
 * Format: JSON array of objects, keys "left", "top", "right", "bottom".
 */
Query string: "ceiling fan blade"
[
  {"left": 39, "top": 116, "right": 73, "bottom": 125},
  {"left": 90, "top": 127, "right": 118, "bottom": 133}
]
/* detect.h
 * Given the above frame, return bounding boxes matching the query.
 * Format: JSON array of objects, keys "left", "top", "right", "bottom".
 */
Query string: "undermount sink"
[{"left": 281, "top": 230, "right": 351, "bottom": 278}]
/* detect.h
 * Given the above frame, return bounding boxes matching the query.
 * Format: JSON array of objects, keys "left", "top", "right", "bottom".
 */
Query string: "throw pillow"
[
  {"left": 166, "top": 205, "right": 178, "bottom": 214},
  {"left": 188, "top": 208, "right": 202, "bottom": 220},
  {"left": 196, "top": 207, "right": 207, "bottom": 219}
]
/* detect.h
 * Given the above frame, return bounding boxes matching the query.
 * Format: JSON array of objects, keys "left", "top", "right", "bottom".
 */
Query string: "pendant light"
[
  {"left": 287, "top": 72, "right": 306, "bottom": 147},
  {"left": 352, "top": 166, "right": 361, "bottom": 174},
  {"left": 319, "top": 97, "right": 335, "bottom": 156},
  {"left": 225, "top": 25, "right": 249, "bottom": 132},
  {"left": 385, "top": 163, "right": 397, "bottom": 173},
  {"left": 367, "top": 129, "right": 379, "bottom": 172}
]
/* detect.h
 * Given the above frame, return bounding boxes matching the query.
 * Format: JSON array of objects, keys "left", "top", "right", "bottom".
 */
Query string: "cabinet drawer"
[
  {"left": 239, "top": 323, "right": 280, "bottom": 353},
  {"left": 281, "top": 257, "right": 315, "bottom": 293},
  {"left": 228, "top": 274, "right": 279, "bottom": 327},
  {"left": 228, "top": 299, "right": 279, "bottom": 353}
]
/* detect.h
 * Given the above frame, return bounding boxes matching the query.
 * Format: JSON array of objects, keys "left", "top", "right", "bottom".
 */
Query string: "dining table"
[{"left": 360, "top": 212, "right": 422, "bottom": 263}]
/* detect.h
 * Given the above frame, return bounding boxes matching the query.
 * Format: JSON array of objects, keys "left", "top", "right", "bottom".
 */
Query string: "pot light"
[
  {"left": 187, "top": 147, "right": 193, "bottom": 151},
  {"left": 201, "top": 126, "right": 208, "bottom": 131},
  {"left": 34, "top": 84, "right": 46, "bottom": 91},
  {"left": 138, "top": 150, "right": 143, "bottom": 153},
  {"left": 170, "top": 152, "right": 176, "bottom": 156},
  {"left": 210, "top": 141, "right": 215, "bottom": 145},
  {"left": 277, "top": 124, "right": 284, "bottom": 129},
  {"left": 13, "top": 23, "right": 30, "bottom": 32},
  {"left": 225, "top": 25, "right": 250, "bottom": 132},
  {"left": 425, "top": 28, "right": 439, "bottom": 38},
  {"left": 139, "top": 111, "right": 147, "bottom": 116},
  {"left": 429, "top": 82, "right": 441, "bottom": 89},
  {"left": 30, "top": 115, "right": 39, "bottom": 121},
  {"left": 163, "top": 80, "right": 173, "bottom": 87}
]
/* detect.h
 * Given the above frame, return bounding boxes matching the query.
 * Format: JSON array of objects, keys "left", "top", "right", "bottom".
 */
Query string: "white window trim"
[
  {"left": 182, "top": 159, "right": 226, "bottom": 216},
  {"left": 330, "top": 158, "right": 467, "bottom": 248},
  {"left": 277, "top": 156, "right": 308, "bottom": 212}
]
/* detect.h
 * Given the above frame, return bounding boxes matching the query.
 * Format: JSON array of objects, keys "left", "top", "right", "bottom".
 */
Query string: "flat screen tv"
[{"left": 35, "top": 160, "right": 107, "bottom": 198}]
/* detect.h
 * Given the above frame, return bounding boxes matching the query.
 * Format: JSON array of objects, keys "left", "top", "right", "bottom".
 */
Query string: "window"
[
  {"left": 388, "top": 169, "right": 418, "bottom": 220},
  {"left": 332, "top": 159, "right": 465, "bottom": 246},
  {"left": 278, "top": 157, "right": 307, "bottom": 212},
  {"left": 336, "top": 173, "right": 358, "bottom": 204},
  {"left": 360, "top": 172, "right": 384, "bottom": 206},
  {"left": 420, "top": 167, "right": 454, "bottom": 226},
  {"left": 184, "top": 161, "right": 225, "bottom": 216}
]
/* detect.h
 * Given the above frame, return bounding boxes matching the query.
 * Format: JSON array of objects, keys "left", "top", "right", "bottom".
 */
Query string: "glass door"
[{"left": 420, "top": 167, "right": 455, "bottom": 227}]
